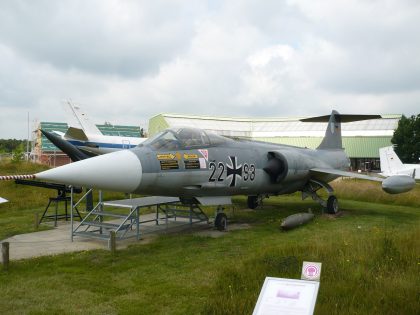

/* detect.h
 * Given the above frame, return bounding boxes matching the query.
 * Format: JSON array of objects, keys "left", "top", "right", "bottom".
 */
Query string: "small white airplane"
[
  {"left": 379, "top": 146, "right": 420, "bottom": 180},
  {"left": 50, "top": 101, "right": 146, "bottom": 156}
]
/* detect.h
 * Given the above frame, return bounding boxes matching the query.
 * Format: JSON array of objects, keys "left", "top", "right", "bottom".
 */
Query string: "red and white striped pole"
[{"left": 0, "top": 175, "right": 36, "bottom": 181}]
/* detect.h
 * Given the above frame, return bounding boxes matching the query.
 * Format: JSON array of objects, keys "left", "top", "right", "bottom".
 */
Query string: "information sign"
[{"left": 253, "top": 277, "right": 319, "bottom": 315}]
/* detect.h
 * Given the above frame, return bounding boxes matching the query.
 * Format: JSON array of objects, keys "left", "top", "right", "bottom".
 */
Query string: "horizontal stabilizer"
[
  {"left": 0, "top": 197, "right": 8, "bottom": 204},
  {"left": 301, "top": 114, "right": 381, "bottom": 123},
  {"left": 64, "top": 127, "right": 88, "bottom": 141}
]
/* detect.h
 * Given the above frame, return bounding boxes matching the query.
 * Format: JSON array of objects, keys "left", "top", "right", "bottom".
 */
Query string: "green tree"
[
  {"left": 391, "top": 114, "right": 420, "bottom": 163},
  {"left": 0, "top": 139, "right": 26, "bottom": 153},
  {"left": 11, "top": 143, "right": 25, "bottom": 163}
]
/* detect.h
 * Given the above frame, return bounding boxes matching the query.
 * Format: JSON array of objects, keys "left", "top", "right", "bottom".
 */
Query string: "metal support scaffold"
[{"left": 70, "top": 192, "right": 210, "bottom": 243}]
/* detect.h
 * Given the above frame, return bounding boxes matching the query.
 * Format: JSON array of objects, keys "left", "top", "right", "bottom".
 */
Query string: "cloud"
[
  {"left": 0, "top": 0, "right": 202, "bottom": 77},
  {"left": 0, "top": 0, "right": 419, "bottom": 139}
]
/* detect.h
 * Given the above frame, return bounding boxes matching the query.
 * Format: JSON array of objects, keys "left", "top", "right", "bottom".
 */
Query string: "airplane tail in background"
[
  {"left": 379, "top": 146, "right": 404, "bottom": 175},
  {"left": 62, "top": 100, "right": 102, "bottom": 135},
  {"left": 301, "top": 111, "right": 381, "bottom": 150}
]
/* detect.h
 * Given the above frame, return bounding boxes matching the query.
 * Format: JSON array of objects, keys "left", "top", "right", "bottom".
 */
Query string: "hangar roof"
[{"left": 149, "top": 113, "right": 400, "bottom": 138}]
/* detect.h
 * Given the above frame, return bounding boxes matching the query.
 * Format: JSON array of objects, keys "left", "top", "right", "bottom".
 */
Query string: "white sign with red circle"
[{"left": 301, "top": 261, "right": 322, "bottom": 281}]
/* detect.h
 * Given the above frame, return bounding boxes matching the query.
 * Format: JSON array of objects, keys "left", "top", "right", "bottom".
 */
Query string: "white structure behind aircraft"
[
  {"left": 380, "top": 146, "right": 420, "bottom": 180},
  {"left": 55, "top": 101, "right": 146, "bottom": 155}
]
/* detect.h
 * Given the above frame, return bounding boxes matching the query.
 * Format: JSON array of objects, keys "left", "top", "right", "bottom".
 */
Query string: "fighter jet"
[
  {"left": 2, "top": 111, "right": 415, "bottom": 224},
  {"left": 51, "top": 100, "right": 146, "bottom": 156},
  {"left": 380, "top": 146, "right": 420, "bottom": 180}
]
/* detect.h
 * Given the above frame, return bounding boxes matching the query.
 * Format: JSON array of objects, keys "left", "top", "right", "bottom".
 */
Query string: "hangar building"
[
  {"left": 148, "top": 113, "right": 401, "bottom": 171},
  {"left": 31, "top": 122, "right": 143, "bottom": 166}
]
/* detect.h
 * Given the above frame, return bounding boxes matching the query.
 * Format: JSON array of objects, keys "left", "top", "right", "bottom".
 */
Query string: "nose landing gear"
[{"left": 214, "top": 212, "right": 227, "bottom": 231}]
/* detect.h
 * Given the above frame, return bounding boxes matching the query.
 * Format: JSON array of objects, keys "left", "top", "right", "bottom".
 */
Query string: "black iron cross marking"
[{"left": 226, "top": 156, "right": 242, "bottom": 187}]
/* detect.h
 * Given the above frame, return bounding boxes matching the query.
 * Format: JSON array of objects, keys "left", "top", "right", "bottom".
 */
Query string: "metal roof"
[
  {"left": 96, "top": 124, "right": 142, "bottom": 137},
  {"left": 39, "top": 122, "right": 68, "bottom": 151},
  {"left": 149, "top": 113, "right": 400, "bottom": 138},
  {"left": 255, "top": 136, "right": 392, "bottom": 158}
]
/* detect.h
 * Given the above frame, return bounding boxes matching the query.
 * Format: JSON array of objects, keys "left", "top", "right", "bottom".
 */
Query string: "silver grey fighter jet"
[{"left": 2, "top": 111, "right": 415, "bottom": 226}]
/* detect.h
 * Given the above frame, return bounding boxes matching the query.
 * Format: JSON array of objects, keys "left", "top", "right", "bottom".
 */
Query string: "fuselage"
[
  {"left": 35, "top": 127, "right": 351, "bottom": 198},
  {"left": 131, "top": 138, "right": 350, "bottom": 197}
]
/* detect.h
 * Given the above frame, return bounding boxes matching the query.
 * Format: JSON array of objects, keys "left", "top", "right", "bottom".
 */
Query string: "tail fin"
[
  {"left": 62, "top": 100, "right": 102, "bottom": 135},
  {"left": 300, "top": 111, "right": 381, "bottom": 150},
  {"left": 379, "top": 146, "right": 404, "bottom": 175}
]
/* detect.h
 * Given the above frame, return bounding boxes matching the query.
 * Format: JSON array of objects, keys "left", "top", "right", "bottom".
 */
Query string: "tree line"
[
  {"left": 0, "top": 139, "right": 26, "bottom": 153},
  {"left": 391, "top": 114, "right": 420, "bottom": 164}
]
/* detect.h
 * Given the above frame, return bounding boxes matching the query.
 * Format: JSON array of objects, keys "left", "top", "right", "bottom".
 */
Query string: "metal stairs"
[
  {"left": 73, "top": 200, "right": 139, "bottom": 241},
  {"left": 71, "top": 196, "right": 210, "bottom": 244}
]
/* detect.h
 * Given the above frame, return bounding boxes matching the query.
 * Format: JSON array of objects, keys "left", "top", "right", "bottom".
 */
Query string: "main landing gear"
[
  {"left": 247, "top": 195, "right": 265, "bottom": 209},
  {"left": 302, "top": 179, "right": 339, "bottom": 214}
]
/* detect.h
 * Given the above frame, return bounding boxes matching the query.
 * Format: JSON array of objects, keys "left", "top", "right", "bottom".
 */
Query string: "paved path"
[
  {"left": 1, "top": 213, "right": 249, "bottom": 262},
  {"left": 2, "top": 223, "right": 106, "bottom": 260}
]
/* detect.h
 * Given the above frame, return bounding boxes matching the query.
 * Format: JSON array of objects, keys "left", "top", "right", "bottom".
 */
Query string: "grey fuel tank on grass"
[{"left": 281, "top": 212, "right": 315, "bottom": 230}]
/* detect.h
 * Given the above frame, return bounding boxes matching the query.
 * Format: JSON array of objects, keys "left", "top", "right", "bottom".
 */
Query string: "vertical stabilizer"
[
  {"left": 300, "top": 110, "right": 342, "bottom": 150},
  {"left": 379, "top": 146, "right": 404, "bottom": 175},
  {"left": 300, "top": 111, "right": 381, "bottom": 150},
  {"left": 317, "top": 110, "right": 342, "bottom": 150},
  {"left": 63, "top": 100, "right": 102, "bottom": 135}
]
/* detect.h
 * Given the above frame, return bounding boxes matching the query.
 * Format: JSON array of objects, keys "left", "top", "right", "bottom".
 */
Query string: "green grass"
[
  {"left": 1, "top": 162, "right": 419, "bottom": 314},
  {"left": 331, "top": 177, "right": 420, "bottom": 207}
]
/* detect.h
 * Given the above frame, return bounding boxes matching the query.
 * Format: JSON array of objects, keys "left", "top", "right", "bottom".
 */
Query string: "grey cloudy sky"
[{"left": 1, "top": 0, "right": 419, "bottom": 139}]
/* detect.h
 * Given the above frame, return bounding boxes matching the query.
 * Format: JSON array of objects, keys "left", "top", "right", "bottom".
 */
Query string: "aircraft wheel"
[
  {"left": 215, "top": 213, "right": 227, "bottom": 231},
  {"left": 247, "top": 196, "right": 259, "bottom": 209},
  {"left": 326, "top": 196, "right": 338, "bottom": 214}
]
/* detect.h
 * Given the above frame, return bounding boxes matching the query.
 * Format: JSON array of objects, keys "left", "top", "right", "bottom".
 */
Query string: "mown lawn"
[{"left": 1, "top": 162, "right": 419, "bottom": 314}]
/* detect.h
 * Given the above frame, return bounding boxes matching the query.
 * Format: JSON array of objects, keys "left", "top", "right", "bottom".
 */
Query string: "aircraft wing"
[
  {"left": 0, "top": 197, "right": 9, "bottom": 204},
  {"left": 195, "top": 196, "right": 232, "bottom": 206},
  {"left": 310, "top": 168, "right": 416, "bottom": 194},
  {"left": 310, "top": 168, "right": 384, "bottom": 182}
]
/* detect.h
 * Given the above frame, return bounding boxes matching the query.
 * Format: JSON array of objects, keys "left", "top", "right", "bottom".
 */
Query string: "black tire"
[
  {"left": 215, "top": 213, "right": 227, "bottom": 231},
  {"left": 247, "top": 196, "right": 259, "bottom": 209},
  {"left": 326, "top": 196, "right": 339, "bottom": 214}
]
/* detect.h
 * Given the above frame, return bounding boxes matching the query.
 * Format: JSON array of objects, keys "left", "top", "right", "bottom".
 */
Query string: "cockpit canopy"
[{"left": 141, "top": 127, "right": 230, "bottom": 150}]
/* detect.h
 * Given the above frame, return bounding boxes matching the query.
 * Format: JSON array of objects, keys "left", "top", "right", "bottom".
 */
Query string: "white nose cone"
[{"left": 36, "top": 150, "right": 142, "bottom": 193}]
